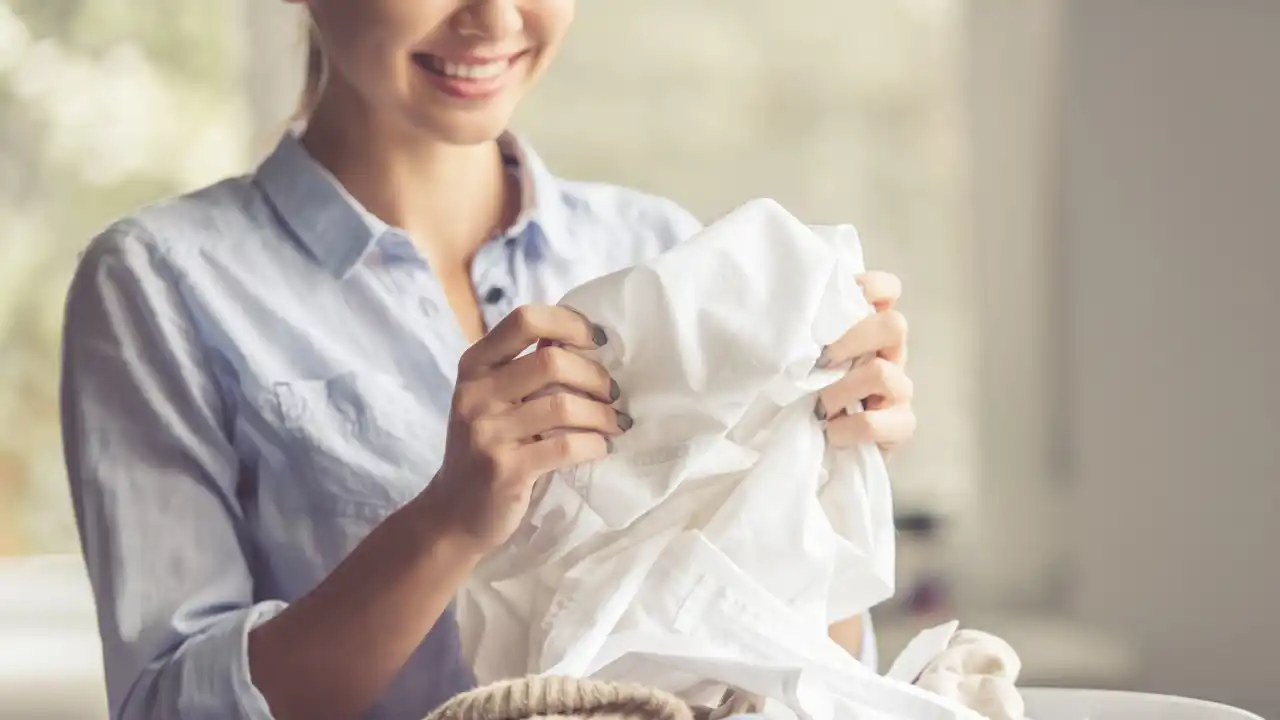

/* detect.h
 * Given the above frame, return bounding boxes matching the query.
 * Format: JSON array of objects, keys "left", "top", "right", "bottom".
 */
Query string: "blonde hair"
[{"left": 295, "top": 21, "right": 327, "bottom": 123}]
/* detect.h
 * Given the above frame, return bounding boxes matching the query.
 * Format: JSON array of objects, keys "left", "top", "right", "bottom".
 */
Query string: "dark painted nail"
[
  {"left": 592, "top": 324, "right": 608, "bottom": 347},
  {"left": 815, "top": 347, "right": 832, "bottom": 369},
  {"left": 617, "top": 411, "right": 634, "bottom": 431},
  {"left": 814, "top": 399, "right": 828, "bottom": 421},
  {"left": 605, "top": 437, "right": 616, "bottom": 454},
  {"left": 609, "top": 379, "right": 621, "bottom": 402}
]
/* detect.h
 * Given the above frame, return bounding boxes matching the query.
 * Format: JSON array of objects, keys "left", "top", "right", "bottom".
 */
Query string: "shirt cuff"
[{"left": 168, "top": 600, "right": 287, "bottom": 720}]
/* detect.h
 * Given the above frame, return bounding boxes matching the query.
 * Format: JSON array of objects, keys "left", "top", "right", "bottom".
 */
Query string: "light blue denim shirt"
[{"left": 60, "top": 133, "right": 876, "bottom": 720}]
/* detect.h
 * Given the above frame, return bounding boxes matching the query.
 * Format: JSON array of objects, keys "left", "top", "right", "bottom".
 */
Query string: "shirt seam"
[{"left": 138, "top": 222, "right": 230, "bottom": 409}]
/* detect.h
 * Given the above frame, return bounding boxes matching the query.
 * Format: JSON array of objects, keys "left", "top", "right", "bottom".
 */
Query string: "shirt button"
[
  {"left": 419, "top": 297, "right": 438, "bottom": 315},
  {"left": 483, "top": 287, "right": 506, "bottom": 305}
]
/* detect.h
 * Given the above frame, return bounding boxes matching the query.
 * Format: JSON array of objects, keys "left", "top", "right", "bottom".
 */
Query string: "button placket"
[
  {"left": 482, "top": 293, "right": 512, "bottom": 329},
  {"left": 473, "top": 244, "right": 519, "bottom": 328}
]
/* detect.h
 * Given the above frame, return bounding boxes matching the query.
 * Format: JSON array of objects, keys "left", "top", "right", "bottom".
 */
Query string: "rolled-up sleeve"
[{"left": 60, "top": 220, "right": 284, "bottom": 720}]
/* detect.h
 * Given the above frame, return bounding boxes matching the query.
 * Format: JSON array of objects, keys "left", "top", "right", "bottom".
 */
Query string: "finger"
[
  {"left": 856, "top": 272, "right": 902, "bottom": 312},
  {"left": 461, "top": 305, "right": 606, "bottom": 372},
  {"left": 520, "top": 431, "right": 612, "bottom": 475},
  {"left": 888, "top": 338, "right": 908, "bottom": 367},
  {"left": 823, "top": 405, "right": 917, "bottom": 449},
  {"left": 815, "top": 358, "right": 914, "bottom": 421},
  {"left": 818, "top": 310, "right": 908, "bottom": 368},
  {"left": 495, "top": 346, "right": 619, "bottom": 405},
  {"left": 503, "top": 391, "right": 632, "bottom": 442}
]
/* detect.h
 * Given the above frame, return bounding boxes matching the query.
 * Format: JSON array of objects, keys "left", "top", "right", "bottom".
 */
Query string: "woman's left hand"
[{"left": 815, "top": 271, "right": 916, "bottom": 455}]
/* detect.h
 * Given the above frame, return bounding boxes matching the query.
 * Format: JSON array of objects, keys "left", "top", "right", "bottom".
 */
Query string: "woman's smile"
[{"left": 412, "top": 50, "right": 531, "bottom": 101}]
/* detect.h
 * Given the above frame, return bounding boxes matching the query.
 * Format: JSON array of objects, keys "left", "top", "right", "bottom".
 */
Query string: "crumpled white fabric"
[
  {"left": 914, "top": 630, "right": 1026, "bottom": 720},
  {"left": 886, "top": 621, "right": 1026, "bottom": 720},
  {"left": 457, "top": 199, "right": 985, "bottom": 720}
]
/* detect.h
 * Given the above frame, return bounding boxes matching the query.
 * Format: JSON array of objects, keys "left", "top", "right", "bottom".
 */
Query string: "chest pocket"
[{"left": 271, "top": 371, "right": 444, "bottom": 521}]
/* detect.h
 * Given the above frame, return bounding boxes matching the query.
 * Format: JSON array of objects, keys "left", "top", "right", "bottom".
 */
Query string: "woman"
[{"left": 60, "top": 1, "right": 916, "bottom": 719}]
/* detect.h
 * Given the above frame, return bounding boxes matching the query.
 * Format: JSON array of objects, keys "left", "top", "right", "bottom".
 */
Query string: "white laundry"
[
  {"left": 457, "top": 199, "right": 985, "bottom": 720},
  {"left": 913, "top": 630, "right": 1026, "bottom": 720}
]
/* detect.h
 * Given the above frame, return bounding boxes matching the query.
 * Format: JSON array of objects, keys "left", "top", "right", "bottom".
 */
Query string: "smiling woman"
[
  {"left": 51, "top": 0, "right": 950, "bottom": 715},
  {"left": 4, "top": 1, "right": 973, "bottom": 718}
]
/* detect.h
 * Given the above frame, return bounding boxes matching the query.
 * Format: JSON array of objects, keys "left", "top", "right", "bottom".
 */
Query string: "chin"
[{"left": 410, "top": 110, "right": 514, "bottom": 146}]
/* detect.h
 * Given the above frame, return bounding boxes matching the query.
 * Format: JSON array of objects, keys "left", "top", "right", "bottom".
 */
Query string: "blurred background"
[{"left": 0, "top": 0, "right": 1277, "bottom": 717}]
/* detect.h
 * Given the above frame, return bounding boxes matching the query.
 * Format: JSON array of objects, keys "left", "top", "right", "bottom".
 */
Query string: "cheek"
[
  {"left": 529, "top": 0, "right": 575, "bottom": 53},
  {"left": 315, "top": 1, "right": 443, "bottom": 80},
  {"left": 334, "top": 41, "right": 408, "bottom": 104}
]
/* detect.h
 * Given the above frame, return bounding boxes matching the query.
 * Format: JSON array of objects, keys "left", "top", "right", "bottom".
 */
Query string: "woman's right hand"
[{"left": 416, "top": 305, "right": 631, "bottom": 555}]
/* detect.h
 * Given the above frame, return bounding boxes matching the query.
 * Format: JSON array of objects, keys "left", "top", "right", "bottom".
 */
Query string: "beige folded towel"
[{"left": 426, "top": 676, "right": 696, "bottom": 720}]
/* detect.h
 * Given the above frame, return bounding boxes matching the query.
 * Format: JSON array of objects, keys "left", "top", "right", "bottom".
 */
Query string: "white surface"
[
  {"left": 0, "top": 554, "right": 109, "bottom": 720},
  {"left": 1021, "top": 688, "right": 1264, "bottom": 720},
  {"left": 460, "top": 199, "right": 979, "bottom": 720}
]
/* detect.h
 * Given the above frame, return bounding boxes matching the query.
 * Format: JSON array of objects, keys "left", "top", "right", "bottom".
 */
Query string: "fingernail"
[
  {"left": 609, "top": 379, "right": 621, "bottom": 402},
  {"left": 605, "top": 437, "right": 616, "bottom": 454},
  {"left": 592, "top": 324, "right": 608, "bottom": 347},
  {"left": 814, "top": 399, "right": 828, "bottom": 421},
  {"left": 815, "top": 347, "right": 832, "bottom": 369},
  {"left": 617, "top": 411, "right": 634, "bottom": 431}
]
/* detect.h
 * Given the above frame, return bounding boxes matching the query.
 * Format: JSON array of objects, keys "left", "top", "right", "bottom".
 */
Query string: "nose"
[{"left": 452, "top": 0, "right": 523, "bottom": 42}]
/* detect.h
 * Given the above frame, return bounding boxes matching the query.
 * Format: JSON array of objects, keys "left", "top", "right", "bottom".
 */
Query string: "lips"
[
  {"left": 410, "top": 50, "right": 530, "bottom": 101},
  {"left": 412, "top": 52, "right": 527, "bottom": 80}
]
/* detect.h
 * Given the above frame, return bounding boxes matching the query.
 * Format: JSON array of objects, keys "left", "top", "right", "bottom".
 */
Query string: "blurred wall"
[
  {"left": 1059, "top": 1, "right": 1280, "bottom": 716},
  {"left": 964, "top": 0, "right": 1067, "bottom": 612}
]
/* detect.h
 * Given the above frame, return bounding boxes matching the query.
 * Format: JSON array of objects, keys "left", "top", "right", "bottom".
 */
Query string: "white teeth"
[{"left": 429, "top": 56, "right": 510, "bottom": 80}]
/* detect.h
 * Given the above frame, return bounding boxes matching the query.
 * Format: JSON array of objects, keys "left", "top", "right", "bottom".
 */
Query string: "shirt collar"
[
  {"left": 254, "top": 132, "right": 576, "bottom": 279},
  {"left": 254, "top": 133, "right": 387, "bottom": 278},
  {"left": 497, "top": 132, "right": 576, "bottom": 260}
]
